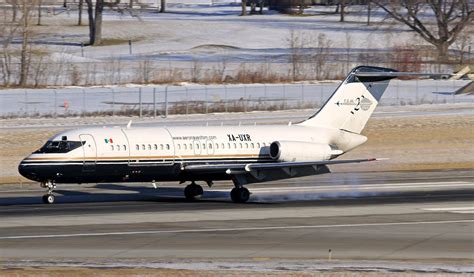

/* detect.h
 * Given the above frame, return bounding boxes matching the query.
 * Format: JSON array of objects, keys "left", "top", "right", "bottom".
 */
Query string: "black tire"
[
  {"left": 194, "top": 185, "right": 204, "bottom": 197},
  {"left": 230, "top": 187, "right": 250, "bottom": 203},
  {"left": 184, "top": 184, "right": 203, "bottom": 200},
  {"left": 42, "top": 194, "right": 55, "bottom": 204}
]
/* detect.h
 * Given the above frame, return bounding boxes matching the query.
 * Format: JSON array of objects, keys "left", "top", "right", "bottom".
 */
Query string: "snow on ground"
[
  {"left": 0, "top": 80, "right": 471, "bottom": 117},
  {"left": 3, "top": 3, "right": 471, "bottom": 86},
  {"left": 30, "top": 4, "right": 425, "bottom": 61}
]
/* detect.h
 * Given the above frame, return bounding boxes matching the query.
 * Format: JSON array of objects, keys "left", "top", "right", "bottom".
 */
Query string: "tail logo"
[{"left": 336, "top": 95, "right": 373, "bottom": 114}]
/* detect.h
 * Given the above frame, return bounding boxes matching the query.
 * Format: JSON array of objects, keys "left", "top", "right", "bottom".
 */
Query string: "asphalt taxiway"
[{"left": 0, "top": 170, "right": 473, "bottom": 267}]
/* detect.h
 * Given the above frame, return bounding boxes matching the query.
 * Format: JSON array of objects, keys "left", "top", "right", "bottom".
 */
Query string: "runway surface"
[{"left": 0, "top": 170, "right": 473, "bottom": 271}]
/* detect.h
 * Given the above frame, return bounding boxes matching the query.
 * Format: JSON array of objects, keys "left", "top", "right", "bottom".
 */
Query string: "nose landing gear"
[{"left": 40, "top": 181, "right": 56, "bottom": 204}]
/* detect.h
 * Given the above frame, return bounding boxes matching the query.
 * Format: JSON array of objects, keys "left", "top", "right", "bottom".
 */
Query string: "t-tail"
[{"left": 299, "top": 66, "right": 398, "bottom": 134}]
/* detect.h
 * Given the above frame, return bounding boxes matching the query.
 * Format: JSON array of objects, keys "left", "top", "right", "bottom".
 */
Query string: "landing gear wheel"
[
  {"left": 230, "top": 187, "right": 250, "bottom": 203},
  {"left": 184, "top": 183, "right": 204, "bottom": 200},
  {"left": 40, "top": 181, "right": 57, "bottom": 204},
  {"left": 42, "top": 194, "right": 55, "bottom": 204}
]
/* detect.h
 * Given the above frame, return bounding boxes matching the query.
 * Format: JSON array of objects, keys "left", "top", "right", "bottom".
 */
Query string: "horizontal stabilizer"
[{"left": 354, "top": 72, "right": 447, "bottom": 78}]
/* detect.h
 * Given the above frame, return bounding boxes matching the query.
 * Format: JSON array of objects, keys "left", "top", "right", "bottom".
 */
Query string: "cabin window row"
[
  {"left": 132, "top": 142, "right": 269, "bottom": 151},
  {"left": 135, "top": 144, "right": 171, "bottom": 151},
  {"left": 110, "top": 145, "right": 127, "bottom": 151}
]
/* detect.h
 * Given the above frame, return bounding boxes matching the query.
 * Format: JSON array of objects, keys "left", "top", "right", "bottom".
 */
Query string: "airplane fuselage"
[{"left": 19, "top": 124, "right": 365, "bottom": 184}]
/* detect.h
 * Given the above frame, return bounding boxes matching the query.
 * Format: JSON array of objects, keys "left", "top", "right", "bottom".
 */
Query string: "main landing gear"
[
  {"left": 230, "top": 187, "right": 250, "bottom": 203},
  {"left": 184, "top": 182, "right": 204, "bottom": 200},
  {"left": 40, "top": 181, "right": 56, "bottom": 204}
]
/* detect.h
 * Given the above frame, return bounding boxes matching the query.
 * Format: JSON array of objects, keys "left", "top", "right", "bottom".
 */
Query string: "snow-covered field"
[
  {"left": 0, "top": 80, "right": 471, "bottom": 117},
  {"left": 3, "top": 2, "right": 470, "bottom": 86},
  {"left": 31, "top": 4, "right": 426, "bottom": 57}
]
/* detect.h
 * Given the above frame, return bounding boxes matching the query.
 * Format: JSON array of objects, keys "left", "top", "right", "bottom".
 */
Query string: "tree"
[
  {"left": 19, "top": 0, "right": 36, "bottom": 86},
  {"left": 8, "top": 0, "right": 18, "bottom": 22},
  {"left": 339, "top": 0, "right": 346, "bottom": 22},
  {"left": 241, "top": 0, "right": 247, "bottom": 16},
  {"left": 85, "top": 0, "right": 103, "bottom": 45},
  {"left": 37, "top": 0, "right": 42, "bottom": 25},
  {"left": 0, "top": 7, "right": 20, "bottom": 86},
  {"left": 372, "top": 0, "right": 473, "bottom": 62},
  {"left": 160, "top": 0, "right": 166, "bottom": 13},
  {"left": 78, "top": 0, "right": 83, "bottom": 25},
  {"left": 85, "top": 0, "right": 125, "bottom": 45}
]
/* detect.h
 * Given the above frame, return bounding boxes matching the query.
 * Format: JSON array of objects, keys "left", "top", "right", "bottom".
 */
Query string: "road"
[{"left": 0, "top": 170, "right": 473, "bottom": 272}]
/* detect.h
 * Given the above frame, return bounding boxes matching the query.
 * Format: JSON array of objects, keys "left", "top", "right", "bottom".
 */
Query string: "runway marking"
[
  {"left": 0, "top": 220, "right": 472, "bottom": 240},
  {"left": 422, "top": 207, "right": 474, "bottom": 214}
]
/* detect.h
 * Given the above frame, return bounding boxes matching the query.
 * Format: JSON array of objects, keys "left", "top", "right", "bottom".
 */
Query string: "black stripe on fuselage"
[{"left": 21, "top": 157, "right": 274, "bottom": 165}]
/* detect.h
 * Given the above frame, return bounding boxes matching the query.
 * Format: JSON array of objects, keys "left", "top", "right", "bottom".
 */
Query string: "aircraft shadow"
[
  {"left": 0, "top": 185, "right": 265, "bottom": 206},
  {"left": 0, "top": 186, "right": 472, "bottom": 207}
]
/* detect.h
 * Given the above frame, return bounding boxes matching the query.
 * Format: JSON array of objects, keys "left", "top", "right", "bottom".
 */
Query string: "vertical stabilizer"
[{"left": 299, "top": 66, "right": 397, "bottom": 134}]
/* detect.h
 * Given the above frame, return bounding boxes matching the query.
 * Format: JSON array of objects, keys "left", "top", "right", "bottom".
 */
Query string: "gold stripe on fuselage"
[{"left": 25, "top": 153, "right": 271, "bottom": 161}]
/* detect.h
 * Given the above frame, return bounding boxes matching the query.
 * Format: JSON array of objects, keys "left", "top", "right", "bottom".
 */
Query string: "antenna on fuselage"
[{"left": 127, "top": 120, "right": 132, "bottom": 129}]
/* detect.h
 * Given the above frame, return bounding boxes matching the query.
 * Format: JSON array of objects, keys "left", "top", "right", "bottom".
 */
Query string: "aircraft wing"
[{"left": 183, "top": 158, "right": 381, "bottom": 174}]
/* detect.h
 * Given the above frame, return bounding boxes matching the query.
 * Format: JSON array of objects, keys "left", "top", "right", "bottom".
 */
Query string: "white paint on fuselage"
[{"left": 25, "top": 124, "right": 367, "bottom": 162}]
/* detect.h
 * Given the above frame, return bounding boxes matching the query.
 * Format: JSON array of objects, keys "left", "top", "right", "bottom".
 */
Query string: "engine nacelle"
[{"left": 269, "top": 141, "right": 340, "bottom": 162}]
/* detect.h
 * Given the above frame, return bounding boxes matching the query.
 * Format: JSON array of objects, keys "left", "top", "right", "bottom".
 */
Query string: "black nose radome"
[{"left": 18, "top": 161, "right": 38, "bottom": 181}]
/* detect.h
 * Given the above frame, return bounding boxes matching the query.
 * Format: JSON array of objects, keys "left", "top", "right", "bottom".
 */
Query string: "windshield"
[{"left": 34, "top": 140, "right": 85, "bottom": 154}]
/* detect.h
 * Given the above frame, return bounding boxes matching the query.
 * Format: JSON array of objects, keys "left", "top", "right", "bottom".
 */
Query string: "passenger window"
[
  {"left": 263, "top": 142, "right": 266, "bottom": 147},
  {"left": 203, "top": 144, "right": 206, "bottom": 150},
  {"left": 117, "top": 145, "right": 120, "bottom": 151},
  {"left": 178, "top": 144, "right": 181, "bottom": 150},
  {"left": 184, "top": 144, "right": 187, "bottom": 150},
  {"left": 209, "top": 143, "right": 212, "bottom": 149},
  {"left": 154, "top": 144, "right": 157, "bottom": 150},
  {"left": 221, "top": 143, "right": 225, "bottom": 149},
  {"left": 257, "top": 143, "right": 260, "bottom": 148},
  {"left": 228, "top": 143, "right": 231, "bottom": 149},
  {"left": 160, "top": 144, "right": 164, "bottom": 150},
  {"left": 147, "top": 144, "right": 151, "bottom": 150},
  {"left": 196, "top": 144, "right": 199, "bottom": 149},
  {"left": 191, "top": 144, "right": 194, "bottom": 150},
  {"left": 251, "top": 143, "right": 254, "bottom": 148},
  {"left": 239, "top": 143, "right": 243, "bottom": 148},
  {"left": 245, "top": 143, "right": 248, "bottom": 149},
  {"left": 124, "top": 145, "right": 127, "bottom": 151},
  {"left": 215, "top": 143, "right": 218, "bottom": 149},
  {"left": 141, "top": 144, "right": 145, "bottom": 150},
  {"left": 136, "top": 144, "right": 139, "bottom": 150},
  {"left": 234, "top": 143, "right": 237, "bottom": 149},
  {"left": 111, "top": 145, "right": 114, "bottom": 151},
  {"left": 166, "top": 144, "right": 170, "bottom": 150}
]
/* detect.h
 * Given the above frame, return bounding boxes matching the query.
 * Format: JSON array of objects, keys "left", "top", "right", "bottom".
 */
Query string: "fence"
[{"left": 0, "top": 79, "right": 471, "bottom": 118}]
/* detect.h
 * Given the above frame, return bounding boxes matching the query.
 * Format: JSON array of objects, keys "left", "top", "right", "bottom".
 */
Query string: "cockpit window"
[{"left": 34, "top": 140, "right": 85, "bottom": 154}]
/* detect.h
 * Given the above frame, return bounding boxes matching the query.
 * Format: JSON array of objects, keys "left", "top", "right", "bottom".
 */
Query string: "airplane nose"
[{"left": 18, "top": 160, "right": 39, "bottom": 181}]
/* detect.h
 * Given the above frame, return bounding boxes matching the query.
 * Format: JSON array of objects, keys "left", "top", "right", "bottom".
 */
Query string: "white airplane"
[{"left": 19, "top": 66, "right": 400, "bottom": 204}]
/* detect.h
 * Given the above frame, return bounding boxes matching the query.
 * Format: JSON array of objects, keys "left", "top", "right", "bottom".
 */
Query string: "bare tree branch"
[{"left": 372, "top": 0, "right": 473, "bottom": 61}]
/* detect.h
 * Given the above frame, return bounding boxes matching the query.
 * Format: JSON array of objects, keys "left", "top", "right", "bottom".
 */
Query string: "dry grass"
[{"left": 335, "top": 114, "right": 474, "bottom": 172}]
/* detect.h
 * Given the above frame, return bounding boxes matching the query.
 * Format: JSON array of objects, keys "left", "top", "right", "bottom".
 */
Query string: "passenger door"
[{"left": 79, "top": 134, "right": 97, "bottom": 172}]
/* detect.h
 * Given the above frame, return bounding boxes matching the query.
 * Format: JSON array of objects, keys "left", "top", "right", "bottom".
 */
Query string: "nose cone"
[{"left": 18, "top": 159, "right": 39, "bottom": 181}]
